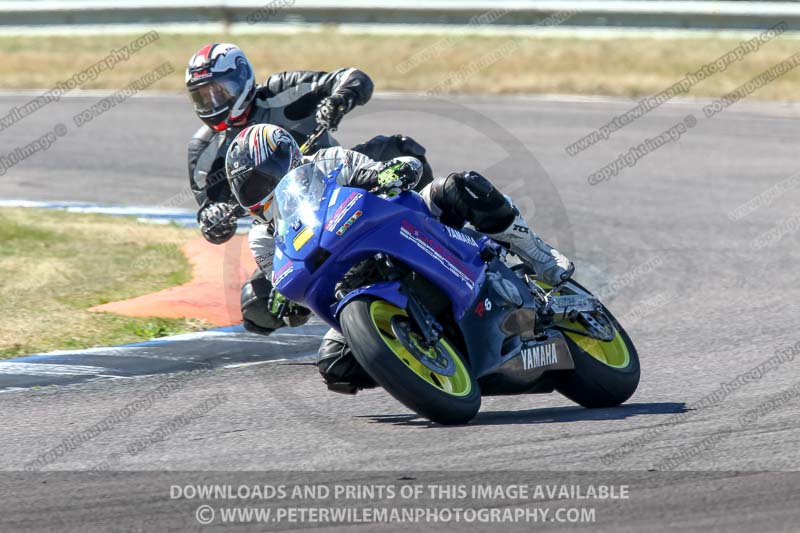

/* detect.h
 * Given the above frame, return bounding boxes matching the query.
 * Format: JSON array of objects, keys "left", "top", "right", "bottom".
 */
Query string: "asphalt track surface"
[{"left": 1, "top": 92, "right": 800, "bottom": 531}]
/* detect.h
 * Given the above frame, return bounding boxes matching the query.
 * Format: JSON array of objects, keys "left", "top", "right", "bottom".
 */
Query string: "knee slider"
[{"left": 240, "top": 273, "right": 284, "bottom": 333}]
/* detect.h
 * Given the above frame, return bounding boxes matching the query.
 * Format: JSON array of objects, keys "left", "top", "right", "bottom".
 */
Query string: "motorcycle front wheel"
[{"left": 340, "top": 297, "right": 481, "bottom": 425}]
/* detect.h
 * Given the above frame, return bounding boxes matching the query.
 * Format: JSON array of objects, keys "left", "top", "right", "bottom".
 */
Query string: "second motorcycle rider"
[{"left": 184, "top": 43, "right": 433, "bottom": 336}]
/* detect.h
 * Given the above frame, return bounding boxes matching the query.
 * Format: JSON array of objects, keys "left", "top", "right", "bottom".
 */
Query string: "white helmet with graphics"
[{"left": 225, "top": 124, "right": 304, "bottom": 221}]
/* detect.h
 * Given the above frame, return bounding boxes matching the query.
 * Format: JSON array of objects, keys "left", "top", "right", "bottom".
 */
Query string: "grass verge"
[
  {"left": 2, "top": 32, "right": 800, "bottom": 99},
  {"left": 0, "top": 208, "right": 209, "bottom": 358}
]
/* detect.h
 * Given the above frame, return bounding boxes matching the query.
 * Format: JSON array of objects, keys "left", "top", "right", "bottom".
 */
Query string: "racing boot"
[
  {"left": 487, "top": 211, "right": 574, "bottom": 286},
  {"left": 316, "top": 329, "right": 377, "bottom": 395}
]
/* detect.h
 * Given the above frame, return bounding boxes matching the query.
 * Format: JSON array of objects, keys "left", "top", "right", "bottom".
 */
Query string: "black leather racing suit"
[
  {"left": 188, "top": 68, "right": 375, "bottom": 211},
  {"left": 188, "top": 68, "right": 433, "bottom": 211}
]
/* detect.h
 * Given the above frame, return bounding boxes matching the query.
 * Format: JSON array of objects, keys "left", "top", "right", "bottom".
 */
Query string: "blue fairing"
[
  {"left": 332, "top": 282, "right": 407, "bottom": 318},
  {"left": 271, "top": 161, "right": 488, "bottom": 331}
]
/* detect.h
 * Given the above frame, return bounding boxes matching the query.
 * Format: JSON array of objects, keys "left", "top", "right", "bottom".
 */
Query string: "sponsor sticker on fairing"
[
  {"left": 445, "top": 226, "right": 478, "bottom": 247},
  {"left": 325, "top": 192, "right": 362, "bottom": 232},
  {"left": 292, "top": 227, "right": 314, "bottom": 250},
  {"left": 335, "top": 210, "right": 362, "bottom": 236},
  {"left": 272, "top": 260, "right": 294, "bottom": 286},
  {"left": 474, "top": 298, "right": 493, "bottom": 317},
  {"left": 399, "top": 220, "right": 474, "bottom": 289},
  {"left": 521, "top": 343, "right": 558, "bottom": 370}
]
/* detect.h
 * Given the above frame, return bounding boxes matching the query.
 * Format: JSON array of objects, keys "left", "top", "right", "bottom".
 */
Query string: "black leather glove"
[
  {"left": 316, "top": 94, "right": 350, "bottom": 131},
  {"left": 268, "top": 288, "right": 312, "bottom": 328},
  {"left": 198, "top": 202, "right": 240, "bottom": 245},
  {"left": 372, "top": 160, "right": 421, "bottom": 196}
]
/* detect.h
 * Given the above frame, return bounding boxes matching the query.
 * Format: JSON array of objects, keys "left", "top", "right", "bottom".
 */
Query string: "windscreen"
[{"left": 273, "top": 161, "right": 332, "bottom": 238}]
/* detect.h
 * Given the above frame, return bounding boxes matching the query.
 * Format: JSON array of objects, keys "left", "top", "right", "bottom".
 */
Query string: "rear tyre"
[
  {"left": 557, "top": 313, "right": 640, "bottom": 408},
  {"left": 340, "top": 297, "right": 481, "bottom": 425},
  {"left": 555, "top": 281, "right": 640, "bottom": 408}
]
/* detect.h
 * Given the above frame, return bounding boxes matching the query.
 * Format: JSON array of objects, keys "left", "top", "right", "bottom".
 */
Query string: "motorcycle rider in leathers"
[
  {"left": 185, "top": 43, "right": 433, "bottom": 337},
  {"left": 225, "top": 124, "right": 575, "bottom": 394}
]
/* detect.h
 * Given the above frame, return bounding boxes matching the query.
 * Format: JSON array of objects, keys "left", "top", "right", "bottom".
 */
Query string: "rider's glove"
[
  {"left": 372, "top": 160, "right": 421, "bottom": 197},
  {"left": 316, "top": 94, "right": 350, "bottom": 131},
  {"left": 269, "top": 288, "right": 312, "bottom": 328},
  {"left": 198, "top": 202, "right": 241, "bottom": 245}
]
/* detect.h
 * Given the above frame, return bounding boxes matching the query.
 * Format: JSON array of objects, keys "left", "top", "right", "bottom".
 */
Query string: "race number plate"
[{"left": 548, "top": 295, "right": 598, "bottom": 315}]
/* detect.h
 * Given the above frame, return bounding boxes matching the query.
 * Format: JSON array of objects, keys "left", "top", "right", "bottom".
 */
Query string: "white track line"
[{"left": 0, "top": 363, "right": 109, "bottom": 376}]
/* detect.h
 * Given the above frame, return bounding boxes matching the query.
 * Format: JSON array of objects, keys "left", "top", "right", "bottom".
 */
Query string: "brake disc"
[
  {"left": 578, "top": 311, "right": 616, "bottom": 342},
  {"left": 390, "top": 317, "right": 457, "bottom": 376}
]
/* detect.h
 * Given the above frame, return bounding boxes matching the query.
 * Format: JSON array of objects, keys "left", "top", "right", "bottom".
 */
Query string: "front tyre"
[{"left": 340, "top": 297, "right": 481, "bottom": 425}]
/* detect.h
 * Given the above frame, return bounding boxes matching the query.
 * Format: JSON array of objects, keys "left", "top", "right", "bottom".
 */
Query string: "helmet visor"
[
  {"left": 235, "top": 166, "right": 282, "bottom": 209},
  {"left": 188, "top": 71, "right": 244, "bottom": 117}
]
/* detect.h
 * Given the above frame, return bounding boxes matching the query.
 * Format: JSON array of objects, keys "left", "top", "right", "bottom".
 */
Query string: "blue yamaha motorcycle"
[{"left": 271, "top": 160, "right": 640, "bottom": 425}]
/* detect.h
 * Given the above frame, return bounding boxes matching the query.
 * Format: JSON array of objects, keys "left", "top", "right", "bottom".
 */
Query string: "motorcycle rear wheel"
[
  {"left": 553, "top": 280, "right": 640, "bottom": 408},
  {"left": 340, "top": 297, "right": 481, "bottom": 425}
]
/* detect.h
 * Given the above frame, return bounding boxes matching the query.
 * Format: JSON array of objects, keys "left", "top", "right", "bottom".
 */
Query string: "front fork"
[{"left": 375, "top": 252, "right": 443, "bottom": 347}]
